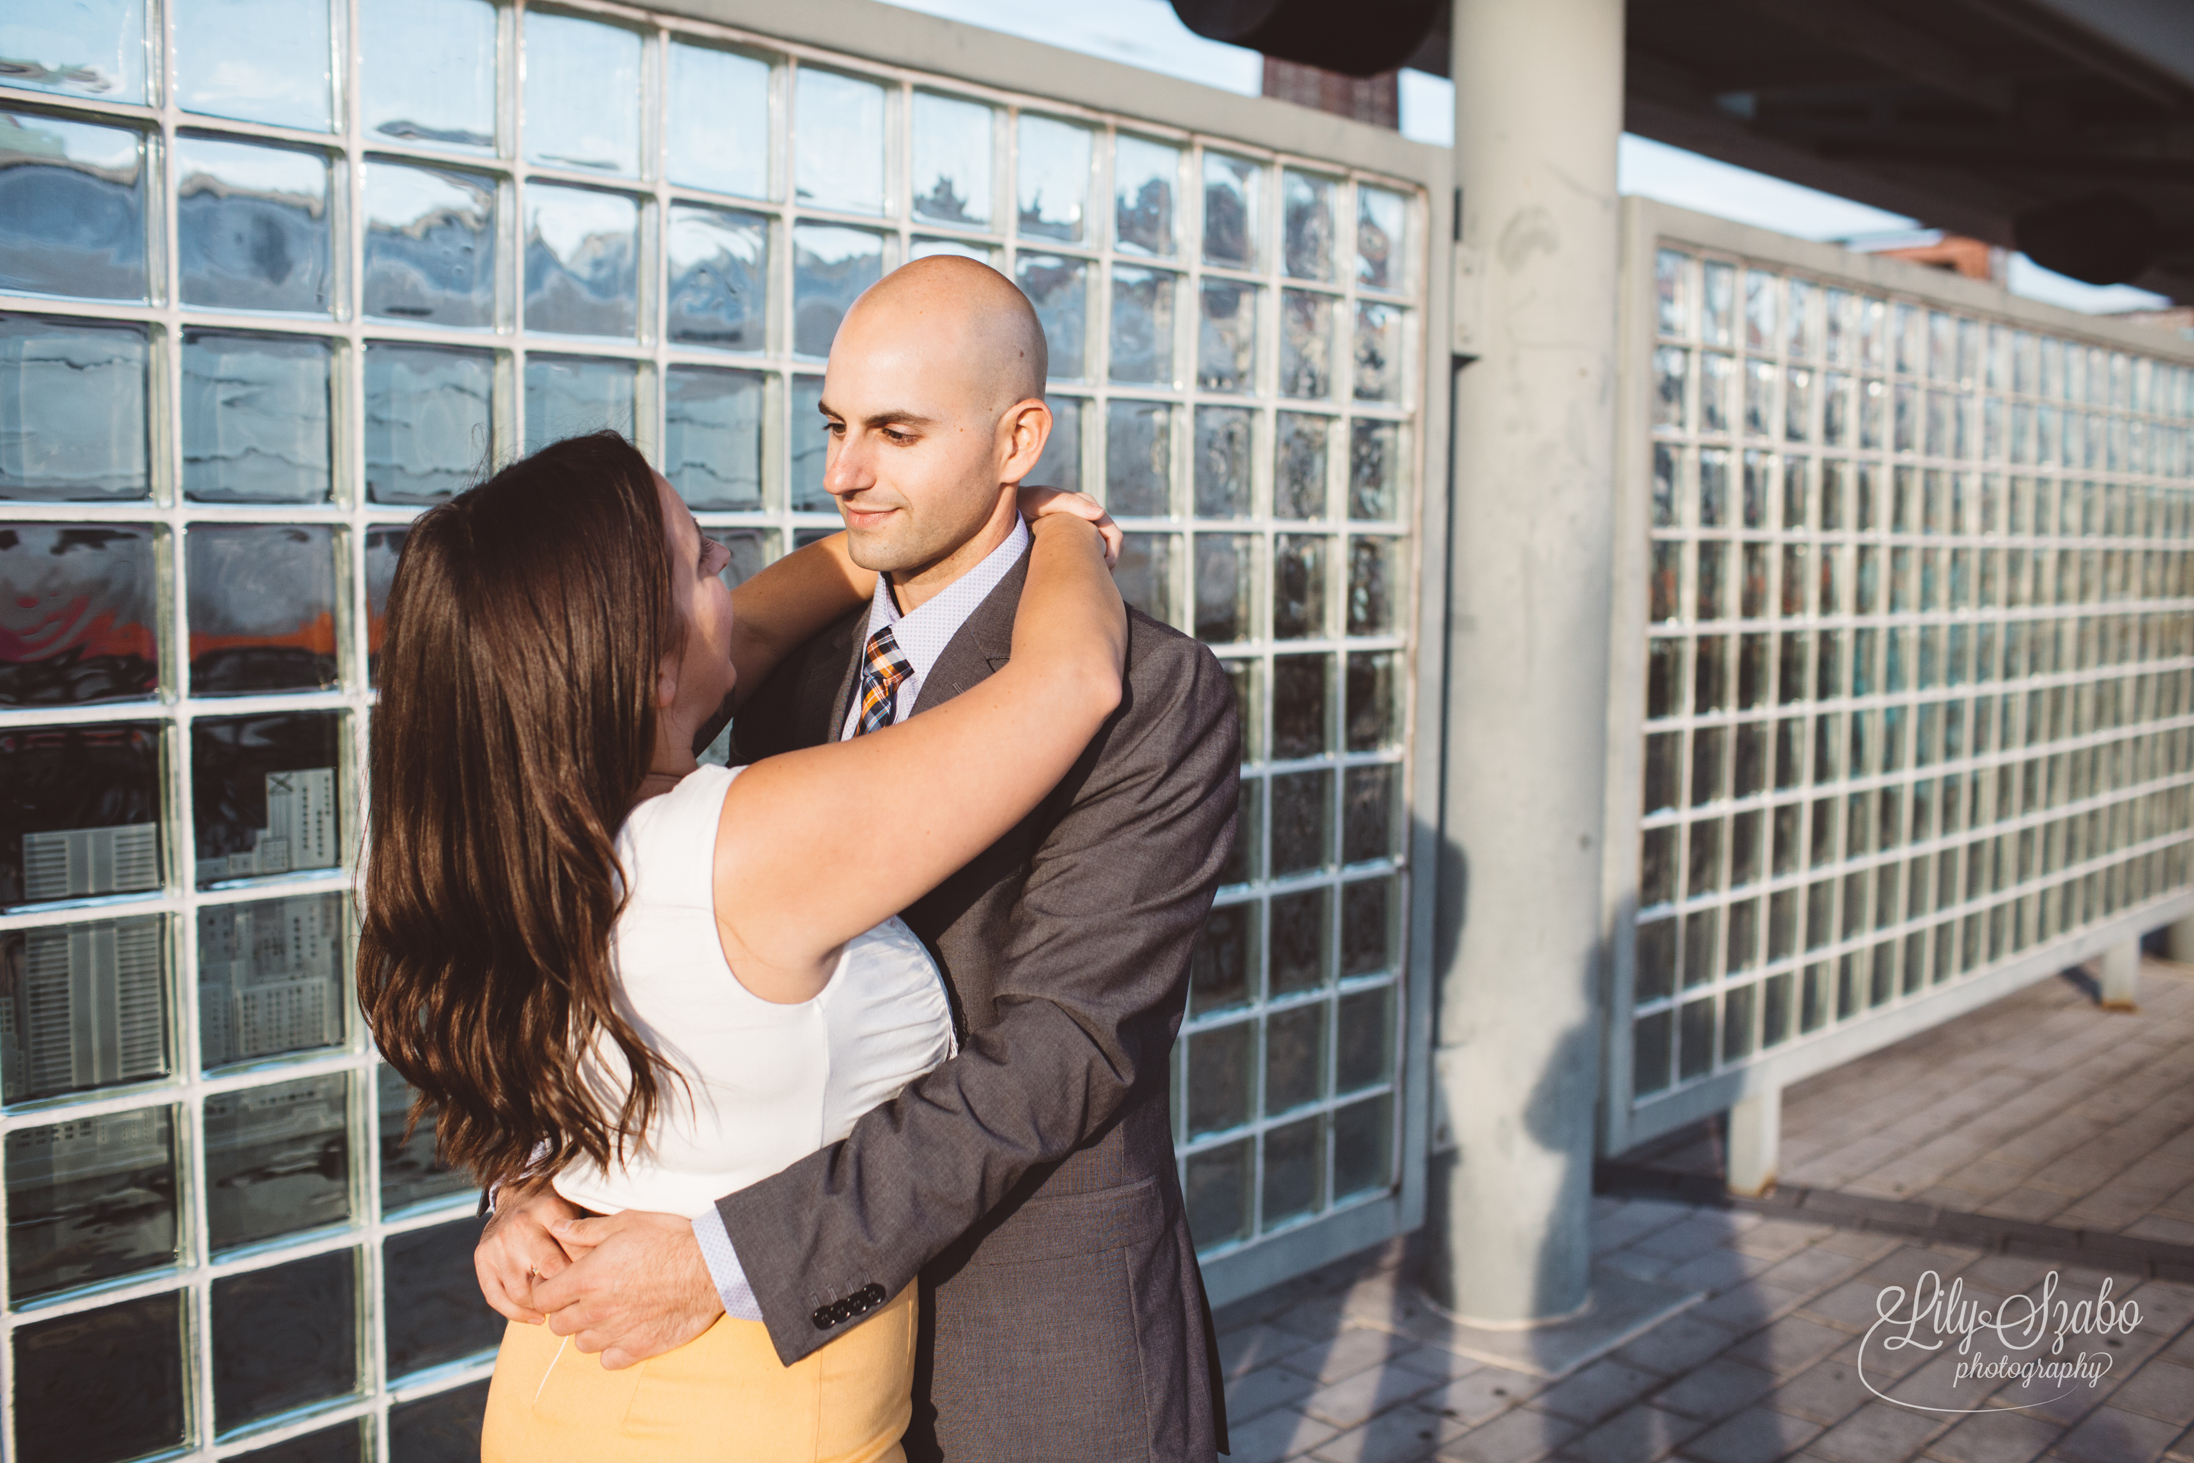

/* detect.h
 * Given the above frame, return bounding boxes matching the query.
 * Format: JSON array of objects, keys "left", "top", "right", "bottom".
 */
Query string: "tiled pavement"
[{"left": 1211, "top": 959, "right": 2194, "bottom": 1463}]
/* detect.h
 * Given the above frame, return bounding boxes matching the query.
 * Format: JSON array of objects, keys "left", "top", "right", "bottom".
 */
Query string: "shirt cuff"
[{"left": 693, "top": 1209, "right": 764, "bottom": 1322}]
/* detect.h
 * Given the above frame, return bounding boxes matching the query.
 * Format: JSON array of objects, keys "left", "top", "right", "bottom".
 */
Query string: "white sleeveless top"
[{"left": 553, "top": 763, "right": 956, "bottom": 1218}]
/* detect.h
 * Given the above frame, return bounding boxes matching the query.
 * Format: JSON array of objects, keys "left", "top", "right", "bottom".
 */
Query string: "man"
[{"left": 478, "top": 256, "right": 1236, "bottom": 1461}]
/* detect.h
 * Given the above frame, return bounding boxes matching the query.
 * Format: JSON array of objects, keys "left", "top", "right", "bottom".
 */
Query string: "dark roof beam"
[
  {"left": 1743, "top": 0, "right": 2015, "bottom": 114},
  {"left": 1948, "top": 0, "right": 2193, "bottom": 113}
]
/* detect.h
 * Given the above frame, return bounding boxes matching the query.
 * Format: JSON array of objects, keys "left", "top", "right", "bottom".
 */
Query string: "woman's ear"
[{"left": 657, "top": 657, "right": 680, "bottom": 710}]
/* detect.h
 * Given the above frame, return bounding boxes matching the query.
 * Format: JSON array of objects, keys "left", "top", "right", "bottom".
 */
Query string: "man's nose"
[{"left": 824, "top": 430, "right": 872, "bottom": 499}]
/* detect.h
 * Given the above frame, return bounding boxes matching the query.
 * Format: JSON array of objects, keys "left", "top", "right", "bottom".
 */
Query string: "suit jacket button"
[
  {"left": 811, "top": 1306, "right": 833, "bottom": 1330},
  {"left": 865, "top": 1283, "right": 885, "bottom": 1304}
]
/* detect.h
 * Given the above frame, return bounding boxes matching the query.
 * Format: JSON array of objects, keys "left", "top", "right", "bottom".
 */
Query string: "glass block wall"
[
  {"left": 0, "top": 1, "right": 1424, "bottom": 1456},
  {"left": 1623, "top": 236, "right": 2194, "bottom": 1132}
]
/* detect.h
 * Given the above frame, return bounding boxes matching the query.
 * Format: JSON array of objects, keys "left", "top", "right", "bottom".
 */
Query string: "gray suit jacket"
[{"left": 721, "top": 555, "right": 1235, "bottom": 1462}]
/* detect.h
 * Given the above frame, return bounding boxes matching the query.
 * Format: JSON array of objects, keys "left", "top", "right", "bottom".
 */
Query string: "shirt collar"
[{"left": 862, "top": 514, "right": 1030, "bottom": 686}]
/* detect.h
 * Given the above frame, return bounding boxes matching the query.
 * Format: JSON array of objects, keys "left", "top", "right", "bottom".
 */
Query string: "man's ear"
[{"left": 998, "top": 398, "right": 1053, "bottom": 483}]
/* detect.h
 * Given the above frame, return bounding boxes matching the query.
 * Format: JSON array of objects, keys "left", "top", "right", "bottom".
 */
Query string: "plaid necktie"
[{"left": 852, "top": 623, "right": 913, "bottom": 737}]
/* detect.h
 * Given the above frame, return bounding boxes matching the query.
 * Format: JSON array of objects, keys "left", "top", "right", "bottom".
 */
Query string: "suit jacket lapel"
[
  {"left": 826, "top": 613, "right": 867, "bottom": 741},
  {"left": 910, "top": 553, "right": 1025, "bottom": 716}
]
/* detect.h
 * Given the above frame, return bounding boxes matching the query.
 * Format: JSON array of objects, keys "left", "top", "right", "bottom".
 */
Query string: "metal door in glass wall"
[
  {"left": 1604, "top": 198, "right": 2194, "bottom": 1153},
  {"left": 0, "top": 0, "right": 1430, "bottom": 1456}
]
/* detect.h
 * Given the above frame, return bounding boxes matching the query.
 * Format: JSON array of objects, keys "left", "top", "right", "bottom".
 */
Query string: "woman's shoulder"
[{"left": 622, "top": 763, "right": 744, "bottom": 869}]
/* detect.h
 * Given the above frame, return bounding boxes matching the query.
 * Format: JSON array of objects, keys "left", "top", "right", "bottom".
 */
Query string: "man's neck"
[{"left": 888, "top": 492, "right": 1019, "bottom": 614}]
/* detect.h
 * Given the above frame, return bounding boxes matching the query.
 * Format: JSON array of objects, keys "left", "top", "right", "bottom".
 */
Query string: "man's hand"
[
  {"left": 475, "top": 1177, "right": 581, "bottom": 1324},
  {"left": 532, "top": 1210, "right": 724, "bottom": 1370},
  {"left": 1017, "top": 485, "right": 1122, "bottom": 568}
]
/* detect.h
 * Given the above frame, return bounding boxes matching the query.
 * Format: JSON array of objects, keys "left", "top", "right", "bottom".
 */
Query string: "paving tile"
[
  {"left": 2051, "top": 1404, "right": 2181, "bottom": 1463},
  {"left": 1227, "top": 1403, "right": 1344, "bottom": 1463},
  {"left": 1528, "top": 1359, "right": 1666, "bottom": 1425},
  {"left": 1920, "top": 1406, "right": 2059, "bottom": 1463},
  {"left": 1806, "top": 1399, "right": 1942, "bottom": 1462},
  {"left": 1758, "top": 1246, "right": 1871, "bottom": 1296},
  {"left": 1389, "top": 1345, "right": 1489, "bottom": 1386},
  {"left": 1665, "top": 1248, "right": 1783, "bottom": 1297},
  {"left": 1799, "top": 1279, "right": 1895, "bottom": 1331},
  {"left": 1809, "top": 1230, "right": 1907, "bottom": 1263},
  {"left": 1690, "top": 1282, "right": 1811, "bottom": 1332},
  {"left": 1224, "top": 1324, "right": 1320, "bottom": 1378},
  {"left": 1433, "top": 1406, "right": 1581, "bottom": 1463},
  {"left": 1310, "top": 1405, "right": 1465, "bottom": 1463},
  {"left": 1286, "top": 1329, "right": 1417, "bottom": 1386},
  {"left": 1554, "top": 1403, "right": 1698, "bottom": 1463},
  {"left": 1676, "top": 1405, "right": 1824, "bottom": 1463},
  {"left": 1651, "top": 1357, "right": 1779, "bottom": 1422},
  {"left": 1728, "top": 1220, "right": 1835, "bottom": 1263},
  {"left": 1614, "top": 1313, "right": 1742, "bottom": 1376},
  {"left": 1603, "top": 1248, "right": 1682, "bottom": 1284},
  {"left": 1416, "top": 1368, "right": 1548, "bottom": 1428},
  {"left": 1302, "top": 1363, "right": 1444, "bottom": 1430},
  {"left": 1761, "top": 1356, "right": 1873, "bottom": 1428},
  {"left": 1634, "top": 1218, "right": 1749, "bottom": 1266},
  {"left": 1726, "top": 1317, "right": 1855, "bottom": 1378},
  {"left": 1230, "top": 1362, "right": 1323, "bottom": 1425}
]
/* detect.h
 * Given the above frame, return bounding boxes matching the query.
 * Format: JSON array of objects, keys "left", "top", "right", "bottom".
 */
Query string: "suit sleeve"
[{"left": 714, "top": 629, "right": 1240, "bottom": 1366}]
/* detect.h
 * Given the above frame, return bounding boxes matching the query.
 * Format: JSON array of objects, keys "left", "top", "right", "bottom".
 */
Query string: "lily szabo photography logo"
[{"left": 1861, "top": 1270, "right": 2142, "bottom": 1413}]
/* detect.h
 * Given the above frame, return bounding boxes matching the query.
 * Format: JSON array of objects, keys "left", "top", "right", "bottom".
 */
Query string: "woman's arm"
[
  {"left": 726, "top": 533, "right": 872, "bottom": 712},
  {"left": 711, "top": 515, "right": 1125, "bottom": 1000}
]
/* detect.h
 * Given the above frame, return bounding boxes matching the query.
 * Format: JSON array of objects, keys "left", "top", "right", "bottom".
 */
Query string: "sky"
[{"left": 878, "top": 0, "right": 2173, "bottom": 316}]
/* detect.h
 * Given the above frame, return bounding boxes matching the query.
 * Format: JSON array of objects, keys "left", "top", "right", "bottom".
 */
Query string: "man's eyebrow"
[{"left": 859, "top": 409, "right": 940, "bottom": 429}]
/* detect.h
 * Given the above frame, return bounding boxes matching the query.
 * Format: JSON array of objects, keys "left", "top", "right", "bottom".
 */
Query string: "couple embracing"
[{"left": 358, "top": 256, "right": 1236, "bottom": 1462}]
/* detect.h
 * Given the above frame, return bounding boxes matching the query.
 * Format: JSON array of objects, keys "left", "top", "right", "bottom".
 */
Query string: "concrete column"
[
  {"left": 2099, "top": 938, "right": 2140, "bottom": 1010},
  {"left": 1425, "top": 0, "right": 1625, "bottom": 1325},
  {"left": 2167, "top": 915, "right": 2194, "bottom": 965},
  {"left": 1726, "top": 1087, "right": 1781, "bottom": 1198}
]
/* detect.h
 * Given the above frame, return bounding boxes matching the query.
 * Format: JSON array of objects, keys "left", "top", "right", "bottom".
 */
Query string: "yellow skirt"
[{"left": 480, "top": 1286, "right": 916, "bottom": 1463}]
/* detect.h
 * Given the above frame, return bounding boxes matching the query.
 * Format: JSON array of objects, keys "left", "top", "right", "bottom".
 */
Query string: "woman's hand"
[{"left": 1017, "top": 485, "right": 1122, "bottom": 569}]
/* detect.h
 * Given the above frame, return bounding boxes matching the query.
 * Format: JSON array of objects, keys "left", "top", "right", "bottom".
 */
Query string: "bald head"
[{"left": 838, "top": 255, "right": 1047, "bottom": 409}]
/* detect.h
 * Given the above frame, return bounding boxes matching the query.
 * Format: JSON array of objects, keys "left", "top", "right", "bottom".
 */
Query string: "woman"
[{"left": 356, "top": 431, "right": 1123, "bottom": 1461}]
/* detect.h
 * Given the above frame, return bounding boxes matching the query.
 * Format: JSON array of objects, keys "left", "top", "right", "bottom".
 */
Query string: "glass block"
[
  {"left": 793, "top": 224, "right": 885, "bottom": 359},
  {"left": 186, "top": 525, "right": 337, "bottom": 696},
  {"left": 182, "top": 330, "right": 332, "bottom": 503},
  {"left": 524, "top": 185, "right": 639, "bottom": 338},
  {"left": 909, "top": 236, "right": 996, "bottom": 265},
  {"left": 0, "top": 111, "right": 144, "bottom": 301},
  {"left": 1018, "top": 254, "right": 1087, "bottom": 383},
  {"left": 1189, "top": 902, "right": 1253, "bottom": 1016},
  {"left": 1263, "top": 1114, "right": 1324, "bottom": 1225},
  {"left": 191, "top": 711, "right": 342, "bottom": 888},
  {"left": 1185, "top": 1138, "right": 1251, "bottom": 1250},
  {"left": 1346, "top": 651, "right": 1398, "bottom": 752},
  {"left": 0, "top": 521, "right": 157, "bottom": 707},
  {"left": 1702, "top": 261, "right": 1735, "bottom": 348},
  {"left": 365, "top": 526, "right": 403, "bottom": 684},
  {"left": 1193, "top": 406, "right": 1253, "bottom": 518},
  {"left": 7, "top": 1106, "right": 177, "bottom": 1300},
  {"left": 1269, "top": 887, "right": 1330, "bottom": 995},
  {"left": 1336, "top": 985, "right": 1392, "bottom": 1093},
  {"left": 1227, "top": 658, "right": 1260, "bottom": 764},
  {"left": 1349, "top": 420, "right": 1402, "bottom": 521},
  {"left": 13, "top": 1291, "right": 184, "bottom": 1463},
  {"left": 1031, "top": 395, "right": 1080, "bottom": 491},
  {"left": 1203, "top": 152, "right": 1261, "bottom": 269},
  {"left": 364, "top": 343, "right": 490, "bottom": 506},
  {"left": 1652, "top": 346, "right": 1689, "bottom": 434},
  {"left": 380, "top": 1065, "right": 472, "bottom": 1213},
  {"left": 1274, "top": 413, "right": 1329, "bottom": 520},
  {"left": 361, "top": 0, "right": 495, "bottom": 152},
  {"left": 1114, "top": 134, "right": 1179, "bottom": 257},
  {"left": 232, "top": 1420, "right": 363, "bottom": 1463},
  {"left": 1265, "top": 1003, "right": 1326, "bottom": 1113},
  {"left": 1274, "top": 534, "right": 1327, "bottom": 639},
  {"left": 1353, "top": 304, "right": 1401, "bottom": 402},
  {"left": 665, "top": 366, "right": 764, "bottom": 511},
  {"left": 1342, "top": 764, "right": 1397, "bottom": 864},
  {"left": 1187, "top": 1021, "right": 1252, "bottom": 1137},
  {"left": 212, "top": 1249, "right": 357, "bottom": 1431},
  {"left": 1282, "top": 170, "right": 1336, "bottom": 282},
  {"left": 0, "top": 314, "right": 147, "bottom": 501},
  {"left": 1016, "top": 114, "right": 1092, "bottom": 242},
  {"left": 176, "top": 0, "right": 329, "bottom": 130},
  {"left": 523, "top": 354, "right": 633, "bottom": 453},
  {"left": 1275, "top": 654, "right": 1333, "bottom": 761},
  {"left": 0, "top": 0, "right": 146, "bottom": 102},
  {"left": 1106, "top": 401, "right": 1171, "bottom": 515},
  {"left": 716, "top": 528, "right": 776, "bottom": 592},
  {"left": 1192, "top": 534, "right": 1254, "bottom": 648},
  {"left": 668, "top": 42, "right": 771, "bottom": 200},
  {"left": 1197, "top": 280, "right": 1257, "bottom": 393},
  {"left": 667, "top": 204, "right": 768, "bottom": 350},
  {"left": 1271, "top": 769, "right": 1333, "bottom": 875},
  {"left": 912, "top": 91, "right": 992, "bottom": 227},
  {"left": 789, "top": 376, "right": 828, "bottom": 509},
  {"left": 1280, "top": 290, "right": 1334, "bottom": 400},
  {"left": 1, "top": 721, "right": 161, "bottom": 910},
  {"left": 1332, "top": 1092, "right": 1392, "bottom": 1197},
  {"left": 1342, "top": 877, "right": 1394, "bottom": 976},
  {"left": 1116, "top": 532, "right": 1173, "bottom": 624},
  {"left": 198, "top": 893, "right": 345, "bottom": 1068},
  {"left": 1356, "top": 185, "right": 1406, "bottom": 291},
  {"left": 1348, "top": 537, "right": 1399, "bottom": 636},
  {"left": 524, "top": 10, "right": 638, "bottom": 173},
  {"left": 177, "top": 137, "right": 331, "bottom": 314},
  {"left": 363, "top": 160, "right": 494, "bottom": 326},
  {"left": 205, "top": 1073, "right": 349, "bottom": 1250},
  {"left": 385, "top": 1216, "right": 502, "bottom": 1376},
  {"left": 1109, "top": 266, "right": 1177, "bottom": 386}
]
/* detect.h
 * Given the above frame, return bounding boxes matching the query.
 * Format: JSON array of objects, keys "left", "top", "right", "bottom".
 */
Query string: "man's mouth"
[{"left": 840, "top": 503, "right": 897, "bottom": 530}]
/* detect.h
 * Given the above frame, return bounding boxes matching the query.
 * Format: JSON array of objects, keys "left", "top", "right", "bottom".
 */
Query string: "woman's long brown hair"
[{"left": 357, "top": 432, "right": 683, "bottom": 1185}]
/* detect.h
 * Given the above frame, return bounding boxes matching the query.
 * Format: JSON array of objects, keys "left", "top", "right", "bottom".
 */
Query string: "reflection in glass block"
[
  {"left": 1187, "top": 1022, "right": 1251, "bottom": 1136},
  {"left": 0, "top": 112, "right": 145, "bottom": 302},
  {"left": 1, "top": 918, "right": 168, "bottom": 1103},
  {"left": 379, "top": 1065, "right": 473, "bottom": 1213},
  {"left": 1268, "top": 887, "right": 1329, "bottom": 994},
  {"left": 1357, "top": 186, "right": 1406, "bottom": 291},
  {"left": 1271, "top": 769, "right": 1333, "bottom": 875},
  {"left": 524, "top": 185, "right": 638, "bottom": 337},
  {"left": 1220, "top": 771, "right": 1260, "bottom": 886},
  {"left": 182, "top": 330, "right": 332, "bottom": 503},
  {"left": 796, "top": 67, "right": 887, "bottom": 215},
  {"left": 1106, "top": 401, "right": 1170, "bottom": 515},
  {"left": 187, "top": 525, "right": 337, "bottom": 695},
  {"left": 1114, "top": 135, "right": 1179, "bottom": 257},
  {"left": 665, "top": 367, "right": 764, "bottom": 511},
  {"left": 361, "top": 0, "right": 495, "bottom": 151},
  {"left": 191, "top": 712, "right": 342, "bottom": 887},
  {"left": 1198, "top": 281, "right": 1257, "bottom": 393},
  {"left": 794, "top": 224, "right": 885, "bottom": 358},
  {"left": 1194, "top": 406, "right": 1253, "bottom": 519},
  {"left": 667, "top": 42, "right": 770, "bottom": 200},
  {"left": 667, "top": 204, "right": 768, "bottom": 350},
  {"left": 1016, "top": 114, "right": 1092, "bottom": 242},
  {"left": 0, "top": 315, "right": 147, "bottom": 500},
  {"left": 364, "top": 343, "right": 490, "bottom": 506},
  {"left": 199, "top": 894, "right": 344, "bottom": 1068},
  {"left": 363, "top": 161, "right": 494, "bottom": 326},
  {"left": 790, "top": 376, "right": 829, "bottom": 509},
  {"left": 1227, "top": 658, "right": 1259, "bottom": 764},
  {"left": 717, "top": 528, "right": 777, "bottom": 592},
  {"left": 1347, "top": 652, "right": 1398, "bottom": 752},
  {"left": 910, "top": 236, "right": 997, "bottom": 264},
  {"left": 1343, "top": 763, "right": 1396, "bottom": 863},
  {"left": 13, "top": 1290, "right": 184, "bottom": 1463},
  {"left": 205, "top": 1073, "right": 350, "bottom": 1250},
  {"left": 384, "top": 1216, "right": 502, "bottom": 1376},
  {"left": 1349, "top": 537, "right": 1399, "bottom": 635},
  {"left": 366, "top": 526, "right": 404, "bottom": 684},
  {"left": 1018, "top": 254, "right": 1088, "bottom": 383},
  {"left": 1185, "top": 1138, "right": 1250, "bottom": 1251},
  {"left": 231, "top": 1419, "right": 363, "bottom": 1463},
  {"left": 1283, "top": 171, "right": 1336, "bottom": 281},
  {"left": 1343, "top": 878, "right": 1394, "bottom": 976},
  {"left": 212, "top": 1249, "right": 357, "bottom": 1431},
  {"left": 1332, "top": 1093, "right": 1393, "bottom": 1198},
  {"left": 1263, "top": 1115, "right": 1324, "bottom": 1225},
  {"left": 912, "top": 91, "right": 992, "bottom": 227},
  {"left": 0, "top": 720, "right": 160, "bottom": 908},
  {"left": 1274, "top": 535, "right": 1327, "bottom": 639},
  {"left": 1275, "top": 655, "right": 1332, "bottom": 759},
  {"left": 1203, "top": 153, "right": 1261, "bottom": 268},
  {"left": 524, "top": 10, "right": 639, "bottom": 173},
  {"left": 1030, "top": 396, "right": 1080, "bottom": 492},
  {"left": 1109, "top": 267, "right": 1176, "bottom": 386},
  {"left": 1189, "top": 903, "right": 1252, "bottom": 1016},
  {"left": 1194, "top": 533, "right": 1254, "bottom": 644},
  {"left": 1265, "top": 1003, "right": 1325, "bottom": 1112},
  {"left": 1349, "top": 420, "right": 1402, "bottom": 520},
  {"left": 175, "top": 0, "right": 329, "bottom": 130},
  {"left": 1279, "top": 291, "right": 1334, "bottom": 399},
  {"left": 0, "top": 0, "right": 147, "bottom": 102},
  {"left": 523, "top": 354, "right": 634, "bottom": 453},
  {"left": 389, "top": 1380, "right": 489, "bottom": 1461},
  {"left": 1275, "top": 413, "right": 1328, "bottom": 520},
  {"left": 1337, "top": 985, "right": 1392, "bottom": 1091},
  {"left": 177, "top": 137, "right": 330, "bottom": 313},
  {"left": 0, "top": 522, "right": 158, "bottom": 707},
  {"left": 7, "top": 1106, "right": 177, "bottom": 1301},
  {"left": 1354, "top": 304, "right": 1402, "bottom": 402}
]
